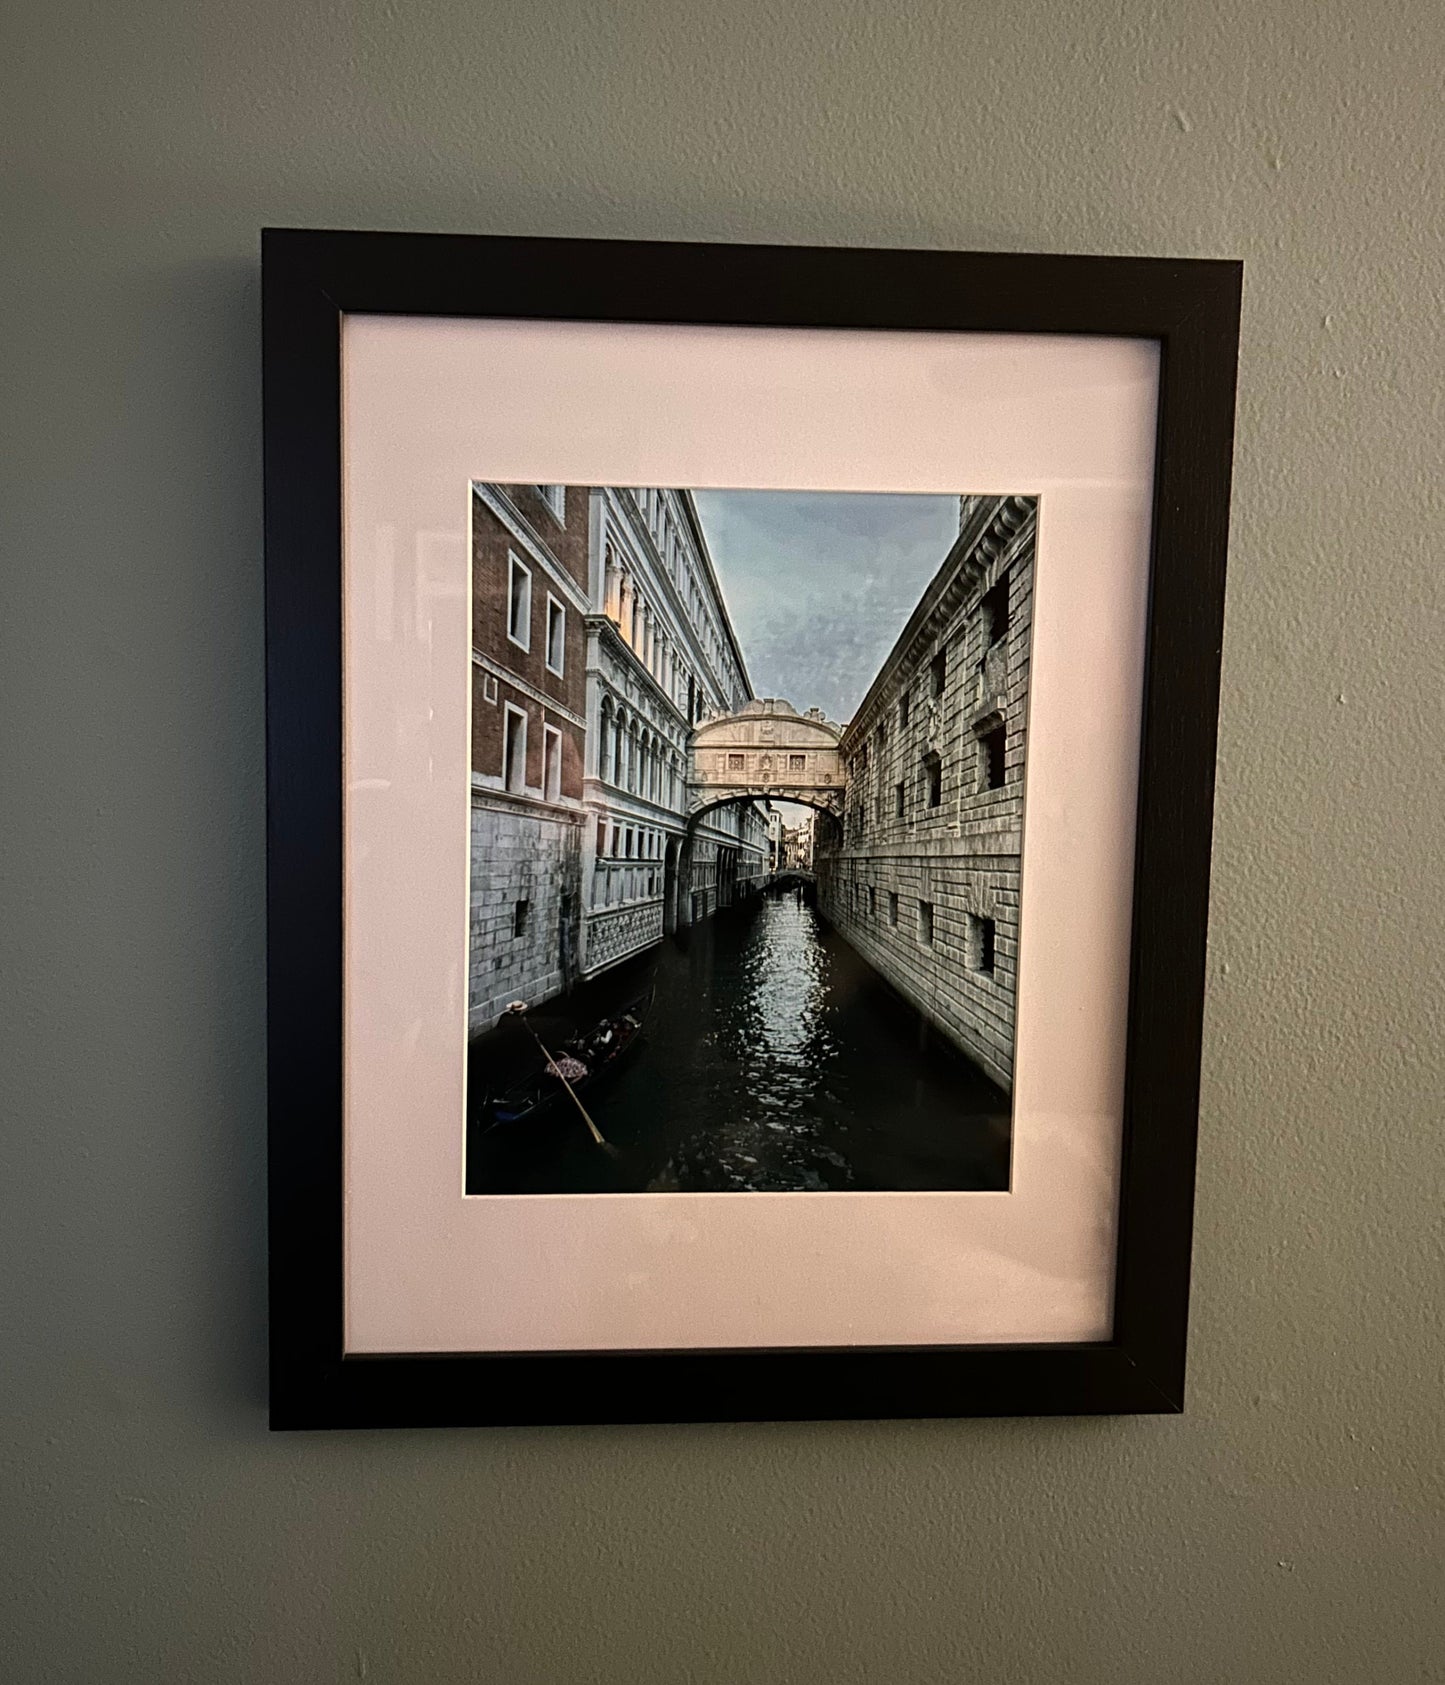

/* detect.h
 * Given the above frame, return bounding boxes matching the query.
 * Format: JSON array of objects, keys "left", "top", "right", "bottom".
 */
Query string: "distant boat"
[{"left": 483, "top": 991, "right": 652, "bottom": 1131}]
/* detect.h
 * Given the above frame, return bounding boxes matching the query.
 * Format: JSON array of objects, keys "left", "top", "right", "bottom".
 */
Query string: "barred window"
[
  {"left": 981, "top": 575, "right": 1011, "bottom": 649},
  {"left": 979, "top": 722, "right": 1006, "bottom": 791},
  {"left": 918, "top": 901, "right": 934, "bottom": 946},
  {"left": 967, "top": 913, "right": 996, "bottom": 974}
]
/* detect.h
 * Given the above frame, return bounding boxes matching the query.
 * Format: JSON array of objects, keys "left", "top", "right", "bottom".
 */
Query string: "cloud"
[{"left": 691, "top": 489, "right": 961, "bottom": 722}]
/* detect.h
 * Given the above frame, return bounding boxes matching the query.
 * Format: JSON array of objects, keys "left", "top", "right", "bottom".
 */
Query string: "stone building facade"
[
  {"left": 688, "top": 700, "right": 843, "bottom": 813},
  {"left": 580, "top": 487, "right": 769, "bottom": 973},
  {"left": 782, "top": 814, "right": 815, "bottom": 870},
  {"left": 815, "top": 494, "right": 1037, "bottom": 1090},
  {"left": 467, "top": 483, "right": 589, "bottom": 1035}
]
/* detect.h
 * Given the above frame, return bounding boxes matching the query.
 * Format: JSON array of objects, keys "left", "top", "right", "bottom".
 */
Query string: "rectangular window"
[
  {"left": 979, "top": 722, "right": 1007, "bottom": 790},
  {"left": 545, "top": 596, "right": 566, "bottom": 675},
  {"left": 931, "top": 648, "right": 947, "bottom": 698},
  {"left": 728, "top": 752, "right": 745, "bottom": 771},
  {"left": 536, "top": 485, "right": 566, "bottom": 521},
  {"left": 918, "top": 900, "right": 934, "bottom": 946},
  {"left": 898, "top": 691, "right": 911, "bottom": 728},
  {"left": 789, "top": 753, "right": 806, "bottom": 771},
  {"left": 502, "top": 704, "right": 527, "bottom": 792},
  {"left": 968, "top": 913, "right": 997, "bottom": 974},
  {"left": 482, "top": 673, "right": 498, "bottom": 705},
  {"left": 982, "top": 575, "right": 1011, "bottom": 648},
  {"left": 596, "top": 820, "right": 607, "bottom": 858},
  {"left": 507, "top": 553, "right": 532, "bottom": 650},
  {"left": 625, "top": 828, "right": 634, "bottom": 858},
  {"left": 888, "top": 892, "right": 899, "bottom": 927},
  {"left": 542, "top": 724, "right": 562, "bottom": 802},
  {"left": 895, "top": 780, "right": 905, "bottom": 818},
  {"left": 868, "top": 886, "right": 877, "bottom": 917},
  {"left": 513, "top": 899, "right": 530, "bottom": 938},
  {"left": 924, "top": 751, "right": 942, "bottom": 809}
]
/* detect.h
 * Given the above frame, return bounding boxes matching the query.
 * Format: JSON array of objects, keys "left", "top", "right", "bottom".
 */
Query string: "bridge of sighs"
[{"left": 686, "top": 699, "right": 844, "bottom": 820}]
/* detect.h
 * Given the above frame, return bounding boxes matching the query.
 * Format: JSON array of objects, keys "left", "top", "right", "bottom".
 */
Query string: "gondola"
[{"left": 482, "top": 989, "right": 652, "bottom": 1132}]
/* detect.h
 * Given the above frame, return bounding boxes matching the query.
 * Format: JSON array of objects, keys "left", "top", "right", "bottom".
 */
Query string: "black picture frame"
[{"left": 263, "top": 228, "right": 1241, "bottom": 1430}]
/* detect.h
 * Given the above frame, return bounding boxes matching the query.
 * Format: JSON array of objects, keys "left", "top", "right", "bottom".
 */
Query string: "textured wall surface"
[
  {"left": 3, "top": 2, "right": 1441, "bottom": 1681},
  {"left": 819, "top": 500, "right": 1035, "bottom": 1089}
]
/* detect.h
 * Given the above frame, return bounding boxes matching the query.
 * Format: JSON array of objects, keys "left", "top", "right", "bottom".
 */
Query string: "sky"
[{"left": 688, "top": 489, "right": 961, "bottom": 725}]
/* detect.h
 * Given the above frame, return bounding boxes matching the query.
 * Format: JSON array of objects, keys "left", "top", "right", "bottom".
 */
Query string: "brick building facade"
[
  {"left": 815, "top": 495, "right": 1037, "bottom": 1090},
  {"left": 468, "top": 483, "right": 590, "bottom": 1035},
  {"left": 466, "top": 482, "right": 769, "bottom": 1033}
]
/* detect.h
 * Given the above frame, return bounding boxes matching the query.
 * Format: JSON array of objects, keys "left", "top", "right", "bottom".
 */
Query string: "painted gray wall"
[{"left": 4, "top": 2, "right": 1441, "bottom": 1680}]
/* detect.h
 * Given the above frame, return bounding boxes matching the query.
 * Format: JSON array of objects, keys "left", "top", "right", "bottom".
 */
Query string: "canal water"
[{"left": 466, "top": 890, "right": 1011, "bottom": 1194}]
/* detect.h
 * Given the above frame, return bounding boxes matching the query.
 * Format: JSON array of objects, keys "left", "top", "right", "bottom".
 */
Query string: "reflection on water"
[{"left": 467, "top": 892, "right": 1010, "bottom": 1194}]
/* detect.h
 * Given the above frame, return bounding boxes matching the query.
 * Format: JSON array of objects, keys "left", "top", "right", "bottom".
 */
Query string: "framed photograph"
[{"left": 263, "top": 229, "right": 1241, "bottom": 1428}]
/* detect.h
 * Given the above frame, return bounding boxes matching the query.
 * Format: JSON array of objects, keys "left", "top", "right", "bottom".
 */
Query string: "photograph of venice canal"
[{"left": 464, "top": 483, "right": 1036, "bottom": 1195}]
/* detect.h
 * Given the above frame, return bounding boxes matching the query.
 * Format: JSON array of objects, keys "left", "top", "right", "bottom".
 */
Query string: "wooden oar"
[{"left": 504, "top": 1001, "right": 611, "bottom": 1149}]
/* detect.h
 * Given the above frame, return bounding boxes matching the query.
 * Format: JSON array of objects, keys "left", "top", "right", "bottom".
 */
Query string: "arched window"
[
  {"left": 598, "top": 696, "right": 613, "bottom": 781},
  {"left": 629, "top": 720, "right": 640, "bottom": 792},
  {"left": 604, "top": 549, "right": 621, "bottom": 619},
  {"left": 613, "top": 709, "right": 627, "bottom": 786}
]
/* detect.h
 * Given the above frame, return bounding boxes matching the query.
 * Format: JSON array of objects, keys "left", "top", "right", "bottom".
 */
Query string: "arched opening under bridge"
[{"left": 673, "top": 792, "right": 842, "bottom": 933}]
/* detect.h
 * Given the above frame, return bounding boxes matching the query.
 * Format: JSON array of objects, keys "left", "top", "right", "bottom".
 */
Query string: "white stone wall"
[
  {"left": 580, "top": 485, "right": 763, "bottom": 976},
  {"left": 689, "top": 699, "right": 843, "bottom": 810},
  {"left": 581, "top": 900, "right": 665, "bottom": 972},
  {"left": 818, "top": 497, "right": 1036, "bottom": 1092},
  {"left": 468, "top": 795, "right": 584, "bottom": 1035},
  {"left": 821, "top": 853, "right": 1021, "bottom": 1088}
]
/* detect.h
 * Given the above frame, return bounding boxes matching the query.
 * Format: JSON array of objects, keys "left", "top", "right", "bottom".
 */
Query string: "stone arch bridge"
[
  {"left": 686, "top": 698, "right": 844, "bottom": 820},
  {"left": 657, "top": 699, "right": 843, "bottom": 937}
]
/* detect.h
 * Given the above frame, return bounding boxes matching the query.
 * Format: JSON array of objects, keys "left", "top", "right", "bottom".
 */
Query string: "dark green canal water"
[{"left": 466, "top": 890, "right": 1010, "bottom": 1194}]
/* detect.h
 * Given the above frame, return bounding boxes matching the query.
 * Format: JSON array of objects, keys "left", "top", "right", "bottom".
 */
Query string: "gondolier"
[{"left": 482, "top": 992, "right": 652, "bottom": 1140}]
